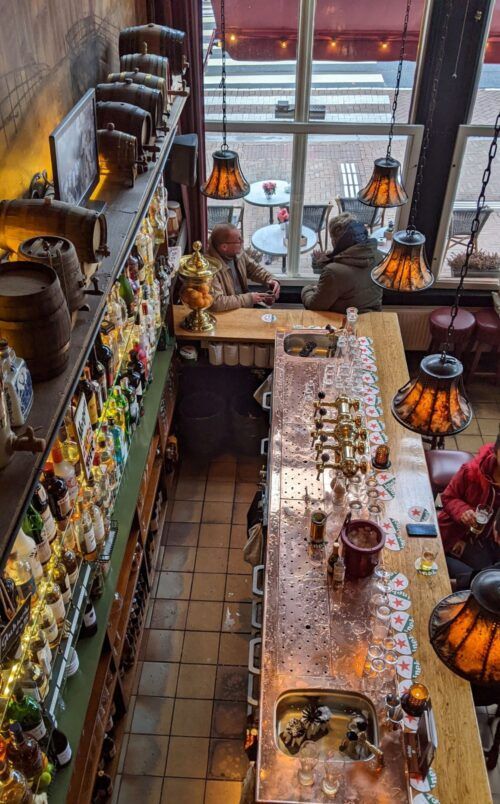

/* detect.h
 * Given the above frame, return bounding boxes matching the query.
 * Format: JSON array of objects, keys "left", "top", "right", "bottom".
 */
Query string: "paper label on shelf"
[
  {"left": 49, "top": 596, "right": 66, "bottom": 624},
  {"left": 83, "top": 607, "right": 97, "bottom": 628},
  {"left": 56, "top": 742, "right": 72, "bottom": 766}
]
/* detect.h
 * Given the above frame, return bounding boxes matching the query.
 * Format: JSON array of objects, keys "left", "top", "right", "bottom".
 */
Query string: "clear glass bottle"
[
  {"left": 31, "top": 484, "right": 57, "bottom": 545},
  {"left": 0, "top": 757, "right": 32, "bottom": 803},
  {"left": 28, "top": 629, "right": 52, "bottom": 678},
  {"left": 19, "top": 660, "right": 49, "bottom": 702},
  {"left": 5, "top": 554, "right": 36, "bottom": 602},
  {"left": 45, "top": 581, "right": 66, "bottom": 627},
  {"left": 13, "top": 529, "right": 42, "bottom": 583},
  {"left": 48, "top": 556, "right": 71, "bottom": 606},
  {"left": 22, "top": 506, "right": 51, "bottom": 568},
  {"left": 38, "top": 604, "right": 59, "bottom": 649},
  {"left": 74, "top": 502, "right": 97, "bottom": 561},
  {"left": 51, "top": 440, "right": 78, "bottom": 505},
  {"left": 0, "top": 339, "right": 33, "bottom": 428},
  {"left": 83, "top": 489, "right": 106, "bottom": 548}
]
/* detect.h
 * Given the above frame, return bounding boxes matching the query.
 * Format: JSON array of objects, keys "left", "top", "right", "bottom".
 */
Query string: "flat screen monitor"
[{"left": 49, "top": 89, "right": 100, "bottom": 207}]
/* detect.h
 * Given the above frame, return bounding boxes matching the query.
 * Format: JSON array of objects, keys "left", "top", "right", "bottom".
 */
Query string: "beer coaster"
[
  {"left": 412, "top": 794, "right": 440, "bottom": 804},
  {"left": 261, "top": 312, "right": 277, "bottom": 323},
  {"left": 415, "top": 557, "right": 438, "bottom": 576},
  {"left": 396, "top": 655, "right": 421, "bottom": 680},
  {"left": 365, "top": 405, "right": 383, "bottom": 418},
  {"left": 390, "top": 571, "right": 409, "bottom": 591},
  {"left": 393, "top": 632, "right": 418, "bottom": 655},
  {"left": 410, "top": 769, "right": 438, "bottom": 793},
  {"left": 408, "top": 505, "right": 431, "bottom": 522},
  {"left": 362, "top": 390, "right": 381, "bottom": 405},
  {"left": 391, "top": 611, "right": 415, "bottom": 633},
  {"left": 370, "top": 431, "right": 388, "bottom": 445},
  {"left": 388, "top": 590, "right": 412, "bottom": 611},
  {"left": 358, "top": 336, "right": 374, "bottom": 346},
  {"left": 398, "top": 678, "right": 412, "bottom": 696},
  {"left": 362, "top": 372, "right": 378, "bottom": 385},
  {"left": 385, "top": 531, "right": 406, "bottom": 551},
  {"left": 366, "top": 419, "right": 385, "bottom": 432},
  {"left": 361, "top": 359, "right": 377, "bottom": 372}
]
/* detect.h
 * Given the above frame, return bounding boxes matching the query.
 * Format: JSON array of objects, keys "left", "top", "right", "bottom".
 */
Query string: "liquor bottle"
[
  {"left": 121, "top": 379, "right": 140, "bottom": 434},
  {"left": 83, "top": 489, "right": 106, "bottom": 548},
  {"left": 6, "top": 687, "right": 47, "bottom": 742},
  {"left": 0, "top": 340, "right": 33, "bottom": 427},
  {"left": 45, "top": 581, "right": 66, "bottom": 627},
  {"left": 42, "top": 463, "right": 71, "bottom": 527},
  {"left": 126, "top": 362, "right": 144, "bottom": 415},
  {"left": 51, "top": 440, "right": 79, "bottom": 505},
  {"left": 60, "top": 429, "right": 82, "bottom": 481},
  {"left": 79, "top": 600, "right": 98, "bottom": 638},
  {"left": 332, "top": 555, "right": 346, "bottom": 588},
  {"left": 101, "top": 734, "right": 116, "bottom": 763},
  {"left": 39, "top": 604, "right": 59, "bottom": 649},
  {"left": 5, "top": 554, "right": 36, "bottom": 602},
  {"left": 89, "top": 347, "right": 107, "bottom": 409},
  {"left": 130, "top": 343, "right": 148, "bottom": 385},
  {"left": 22, "top": 506, "right": 51, "bottom": 568},
  {"left": 107, "top": 417, "right": 124, "bottom": 468},
  {"left": 327, "top": 541, "right": 340, "bottom": 577},
  {"left": 118, "top": 270, "right": 136, "bottom": 322},
  {"left": 6, "top": 722, "right": 46, "bottom": 783},
  {"left": 74, "top": 502, "right": 97, "bottom": 561},
  {"left": 28, "top": 630, "right": 52, "bottom": 678},
  {"left": 90, "top": 563, "right": 104, "bottom": 600},
  {"left": 31, "top": 484, "right": 57, "bottom": 545},
  {"left": 58, "top": 539, "right": 79, "bottom": 586},
  {"left": 50, "top": 727, "right": 72, "bottom": 769},
  {"left": 95, "top": 331, "right": 114, "bottom": 389},
  {"left": 94, "top": 445, "right": 118, "bottom": 496},
  {"left": 14, "top": 529, "right": 43, "bottom": 583},
  {"left": 0, "top": 758, "right": 33, "bottom": 803},
  {"left": 19, "top": 660, "right": 49, "bottom": 702},
  {"left": 48, "top": 556, "right": 71, "bottom": 606},
  {"left": 110, "top": 387, "right": 130, "bottom": 443},
  {"left": 79, "top": 370, "right": 99, "bottom": 431},
  {"left": 89, "top": 457, "right": 112, "bottom": 513},
  {"left": 93, "top": 770, "right": 113, "bottom": 802},
  {"left": 100, "top": 321, "right": 120, "bottom": 380}
]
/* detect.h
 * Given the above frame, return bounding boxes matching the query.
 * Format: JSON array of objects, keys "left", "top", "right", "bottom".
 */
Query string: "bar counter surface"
[{"left": 174, "top": 306, "right": 491, "bottom": 804}]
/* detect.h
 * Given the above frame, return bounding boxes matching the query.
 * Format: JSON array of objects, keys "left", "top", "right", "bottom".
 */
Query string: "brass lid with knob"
[{"left": 179, "top": 241, "right": 220, "bottom": 281}]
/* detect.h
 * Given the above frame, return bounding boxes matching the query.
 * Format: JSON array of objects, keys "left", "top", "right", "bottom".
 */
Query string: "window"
[{"left": 471, "top": 0, "right": 500, "bottom": 124}]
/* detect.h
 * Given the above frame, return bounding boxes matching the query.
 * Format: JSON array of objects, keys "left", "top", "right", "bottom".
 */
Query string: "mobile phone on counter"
[{"left": 406, "top": 523, "right": 438, "bottom": 538}]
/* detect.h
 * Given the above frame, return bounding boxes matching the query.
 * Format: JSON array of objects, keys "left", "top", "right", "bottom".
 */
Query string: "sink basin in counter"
[{"left": 283, "top": 333, "right": 337, "bottom": 358}]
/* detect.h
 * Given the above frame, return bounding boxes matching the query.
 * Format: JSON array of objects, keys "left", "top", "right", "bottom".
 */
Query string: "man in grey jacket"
[{"left": 301, "top": 213, "right": 384, "bottom": 313}]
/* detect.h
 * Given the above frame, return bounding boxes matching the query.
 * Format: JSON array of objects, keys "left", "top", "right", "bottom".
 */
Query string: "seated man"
[
  {"left": 301, "top": 213, "right": 384, "bottom": 314},
  {"left": 208, "top": 223, "right": 280, "bottom": 312},
  {"left": 439, "top": 433, "right": 500, "bottom": 585}
]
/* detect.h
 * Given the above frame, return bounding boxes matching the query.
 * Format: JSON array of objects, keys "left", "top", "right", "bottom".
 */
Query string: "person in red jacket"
[{"left": 439, "top": 434, "right": 500, "bottom": 582}]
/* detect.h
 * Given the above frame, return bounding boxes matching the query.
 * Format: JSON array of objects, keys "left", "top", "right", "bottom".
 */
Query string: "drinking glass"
[
  {"left": 416, "top": 543, "right": 439, "bottom": 574},
  {"left": 321, "top": 751, "right": 345, "bottom": 798},
  {"left": 367, "top": 501, "right": 384, "bottom": 524},
  {"left": 298, "top": 741, "right": 319, "bottom": 786},
  {"left": 371, "top": 605, "right": 391, "bottom": 643},
  {"left": 470, "top": 505, "right": 493, "bottom": 537},
  {"left": 364, "top": 643, "right": 383, "bottom": 676},
  {"left": 374, "top": 565, "right": 392, "bottom": 594},
  {"left": 364, "top": 657, "right": 386, "bottom": 696},
  {"left": 348, "top": 499, "right": 363, "bottom": 518}
]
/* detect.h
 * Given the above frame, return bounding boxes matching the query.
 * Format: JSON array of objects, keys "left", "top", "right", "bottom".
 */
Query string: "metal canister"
[{"left": 310, "top": 509, "right": 327, "bottom": 543}]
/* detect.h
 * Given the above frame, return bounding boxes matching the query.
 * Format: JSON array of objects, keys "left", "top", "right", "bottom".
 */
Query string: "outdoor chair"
[
  {"left": 447, "top": 206, "right": 492, "bottom": 250},
  {"left": 207, "top": 205, "right": 244, "bottom": 240},
  {"left": 302, "top": 203, "right": 333, "bottom": 251},
  {"left": 335, "top": 196, "right": 384, "bottom": 233}
]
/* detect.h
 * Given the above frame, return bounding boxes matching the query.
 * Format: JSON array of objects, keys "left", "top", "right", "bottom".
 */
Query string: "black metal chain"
[
  {"left": 444, "top": 111, "right": 500, "bottom": 351},
  {"left": 220, "top": 0, "right": 228, "bottom": 150},
  {"left": 407, "top": 0, "right": 453, "bottom": 233},
  {"left": 386, "top": 0, "right": 412, "bottom": 160}
]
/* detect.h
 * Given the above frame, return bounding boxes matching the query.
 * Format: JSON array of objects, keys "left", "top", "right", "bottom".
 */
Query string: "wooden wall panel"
[{"left": 0, "top": 0, "right": 148, "bottom": 198}]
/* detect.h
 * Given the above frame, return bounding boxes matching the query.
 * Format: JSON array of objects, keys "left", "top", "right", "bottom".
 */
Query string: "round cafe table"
[
  {"left": 245, "top": 180, "right": 291, "bottom": 224},
  {"left": 251, "top": 223, "right": 317, "bottom": 274}
]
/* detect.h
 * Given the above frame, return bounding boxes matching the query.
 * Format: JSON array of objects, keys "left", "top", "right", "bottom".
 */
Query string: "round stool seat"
[
  {"left": 429, "top": 307, "right": 476, "bottom": 338},
  {"left": 425, "top": 449, "right": 473, "bottom": 496},
  {"left": 475, "top": 309, "right": 500, "bottom": 346}
]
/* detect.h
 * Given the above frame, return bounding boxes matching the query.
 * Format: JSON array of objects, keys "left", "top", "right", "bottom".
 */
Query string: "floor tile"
[
  {"left": 165, "top": 522, "right": 200, "bottom": 547},
  {"left": 187, "top": 601, "right": 223, "bottom": 631},
  {"left": 131, "top": 663, "right": 142, "bottom": 695},
  {"left": 236, "top": 460, "right": 262, "bottom": 482},
  {"left": 174, "top": 478, "right": 206, "bottom": 501},
  {"left": 195, "top": 547, "right": 229, "bottom": 574},
  {"left": 455, "top": 435, "right": 485, "bottom": 453},
  {"left": 171, "top": 699, "right": 213, "bottom": 737},
  {"left": 161, "top": 778, "right": 205, "bottom": 804},
  {"left": 191, "top": 573, "right": 227, "bottom": 601},
  {"left": 222, "top": 602, "right": 252, "bottom": 633},
  {"left": 202, "top": 501, "right": 233, "bottom": 523},
  {"left": 219, "top": 633, "right": 250, "bottom": 665},
  {"left": 211, "top": 452, "right": 237, "bottom": 464},
  {"left": 208, "top": 739, "right": 249, "bottom": 781},
  {"left": 478, "top": 418, "right": 500, "bottom": 437},
  {"left": 156, "top": 571, "right": 193, "bottom": 600},
  {"left": 117, "top": 774, "right": 164, "bottom": 803},
  {"left": 215, "top": 666, "right": 248, "bottom": 701},
  {"left": 182, "top": 631, "right": 220, "bottom": 664},
  {"left": 177, "top": 663, "right": 217, "bottom": 699},
  {"left": 171, "top": 500, "right": 203, "bottom": 523},
  {"left": 130, "top": 696, "right": 174, "bottom": 735},
  {"left": 123, "top": 695, "right": 136, "bottom": 732},
  {"left": 138, "top": 662, "right": 179, "bottom": 697},
  {"left": 117, "top": 733, "right": 129, "bottom": 773},
  {"left": 178, "top": 457, "right": 210, "bottom": 479},
  {"left": 212, "top": 701, "right": 247, "bottom": 739},
  {"left": 204, "top": 481, "right": 235, "bottom": 502},
  {"left": 199, "top": 523, "right": 231, "bottom": 548},
  {"left": 462, "top": 417, "right": 481, "bottom": 435},
  {"left": 162, "top": 546, "right": 197, "bottom": 572},
  {"left": 155, "top": 546, "right": 165, "bottom": 571},
  {"left": 227, "top": 548, "right": 252, "bottom": 575},
  {"left": 124, "top": 733, "right": 169, "bottom": 775},
  {"left": 225, "top": 574, "right": 252, "bottom": 602},
  {"left": 204, "top": 781, "right": 242, "bottom": 804},
  {"left": 230, "top": 525, "right": 247, "bottom": 548},
  {"left": 165, "top": 737, "right": 209, "bottom": 778},
  {"left": 208, "top": 461, "right": 237, "bottom": 481},
  {"left": 144, "top": 629, "right": 184, "bottom": 662},
  {"left": 232, "top": 502, "right": 248, "bottom": 525},
  {"left": 234, "top": 482, "right": 257, "bottom": 503},
  {"left": 150, "top": 599, "right": 188, "bottom": 630},
  {"left": 471, "top": 401, "right": 500, "bottom": 418}
]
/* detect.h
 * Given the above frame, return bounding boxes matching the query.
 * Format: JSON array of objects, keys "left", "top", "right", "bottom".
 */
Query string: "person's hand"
[
  {"left": 460, "top": 509, "right": 476, "bottom": 528},
  {"left": 252, "top": 292, "right": 270, "bottom": 305},
  {"left": 268, "top": 279, "right": 280, "bottom": 299}
]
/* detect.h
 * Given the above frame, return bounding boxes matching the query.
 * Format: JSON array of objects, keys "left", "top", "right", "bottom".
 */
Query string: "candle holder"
[
  {"left": 401, "top": 682, "right": 430, "bottom": 717},
  {"left": 372, "top": 444, "right": 391, "bottom": 469}
]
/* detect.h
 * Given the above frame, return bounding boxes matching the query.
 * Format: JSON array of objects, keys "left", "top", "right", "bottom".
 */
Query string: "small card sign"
[
  {"left": 0, "top": 596, "right": 31, "bottom": 662},
  {"left": 74, "top": 393, "right": 96, "bottom": 481}
]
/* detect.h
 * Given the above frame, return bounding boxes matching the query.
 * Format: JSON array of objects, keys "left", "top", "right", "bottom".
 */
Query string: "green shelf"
[{"left": 49, "top": 343, "right": 174, "bottom": 804}]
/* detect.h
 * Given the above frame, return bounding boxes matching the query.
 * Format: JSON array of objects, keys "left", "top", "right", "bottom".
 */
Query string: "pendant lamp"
[
  {"left": 358, "top": 1, "right": 411, "bottom": 208},
  {"left": 372, "top": 0, "right": 454, "bottom": 292},
  {"left": 201, "top": 0, "right": 249, "bottom": 200},
  {"left": 391, "top": 110, "right": 500, "bottom": 443}
]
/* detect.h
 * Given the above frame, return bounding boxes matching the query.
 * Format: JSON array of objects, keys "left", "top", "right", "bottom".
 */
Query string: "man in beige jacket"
[{"left": 208, "top": 223, "right": 280, "bottom": 312}]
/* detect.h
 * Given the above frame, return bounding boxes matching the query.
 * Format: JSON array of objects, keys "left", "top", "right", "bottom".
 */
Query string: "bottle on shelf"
[
  {"left": 48, "top": 555, "right": 71, "bottom": 606},
  {"left": 31, "top": 484, "right": 57, "bottom": 546},
  {"left": 89, "top": 347, "right": 108, "bottom": 410},
  {"left": 22, "top": 506, "right": 51, "bottom": 569},
  {"left": 42, "top": 463, "right": 71, "bottom": 528},
  {"left": 6, "top": 687, "right": 47, "bottom": 742},
  {"left": 0, "top": 339, "right": 33, "bottom": 428},
  {"left": 50, "top": 727, "right": 72, "bottom": 769},
  {"left": 79, "top": 370, "right": 99, "bottom": 431},
  {"left": 0, "top": 757, "right": 33, "bottom": 803},
  {"left": 327, "top": 541, "right": 340, "bottom": 578},
  {"left": 51, "top": 440, "right": 79, "bottom": 506},
  {"left": 44, "top": 580, "right": 66, "bottom": 627},
  {"left": 60, "top": 428, "right": 82, "bottom": 481},
  {"left": 73, "top": 502, "right": 97, "bottom": 562},
  {"left": 6, "top": 722, "right": 46, "bottom": 784},
  {"left": 118, "top": 269, "right": 137, "bottom": 323},
  {"left": 58, "top": 537, "right": 80, "bottom": 586},
  {"left": 79, "top": 600, "right": 98, "bottom": 639},
  {"left": 27, "top": 629, "right": 52, "bottom": 678},
  {"left": 95, "top": 331, "right": 114, "bottom": 390},
  {"left": 13, "top": 529, "right": 43, "bottom": 584},
  {"left": 332, "top": 554, "right": 346, "bottom": 589},
  {"left": 101, "top": 734, "right": 116, "bottom": 764},
  {"left": 106, "top": 417, "right": 125, "bottom": 469},
  {"left": 93, "top": 769, "right": 113, "bottom": 802},
  {"left": 19, "top": 660, "right": 49, "bottom": 702},
  {"left": 5, "top": 554, "right": 36, "bottom": 602},
  {"left": 82, "top": 489, "right": 106, "bottom": 548},
  {"left": 38, "top": 603, "right": 59, "bottom": 649}
]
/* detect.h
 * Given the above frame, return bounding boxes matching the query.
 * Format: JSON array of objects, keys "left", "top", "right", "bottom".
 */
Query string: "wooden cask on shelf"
[
  {"left": 96, "top": 82, "right": 163, "bottom": 129},
  {"left": 17, "top": 236, "right": 86, "bottom": 318},
  {"left": 96, "top": 101, "right": 153, "bottom": 154},
  {"left": 107, "top": 70, "right": 168, "bottom": 112},
  {"left": 0, "top": 262, "right": 71, "bottom": 381},
  {"left": 0, "top": 198, "right": 108, "bottom": 265},
  {"left": 120, "top": 50, "right": 171, "bottom": 88},
  {"left": 119, "top": 23, "right": 186, "bottom": 75},
  {"left": 97, "top": 124, "right": 138, "bottom": 187}
]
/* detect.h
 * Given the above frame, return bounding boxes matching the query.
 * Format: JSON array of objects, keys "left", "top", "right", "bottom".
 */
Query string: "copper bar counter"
[{"left": 174, "top": 306, "right": 491, "bottom": 804}]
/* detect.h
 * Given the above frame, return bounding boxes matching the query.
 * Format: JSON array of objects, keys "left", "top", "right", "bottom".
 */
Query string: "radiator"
[{"left": 388, "top": 306, "right": 433, "bottom": 351}]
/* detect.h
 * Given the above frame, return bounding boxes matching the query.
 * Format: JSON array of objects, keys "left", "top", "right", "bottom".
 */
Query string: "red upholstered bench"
[
  {"left": 428, "top": 306, "right": 476, "bottom": 361},
  {"left": 424, "top": 449, "right": 473, "bottom": 499},
  {"left": 468, "top": 309, "right": 500, "bottom": 385}
]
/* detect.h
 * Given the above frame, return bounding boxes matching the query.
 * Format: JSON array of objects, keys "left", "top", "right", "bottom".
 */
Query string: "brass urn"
[{"left": 178, "top": 241, "right": 220, "bottom": 332}]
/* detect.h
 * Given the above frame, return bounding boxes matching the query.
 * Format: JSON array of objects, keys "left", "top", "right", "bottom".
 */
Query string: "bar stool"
[
  {"left": 425, "top": 450, "right": 473, "bottom": 500},
  {"left": 428, "top": 306, "right": 476, "bottom": 360},
  {"left": 468, "top": 309, "right": 500, "bottom": 385}
]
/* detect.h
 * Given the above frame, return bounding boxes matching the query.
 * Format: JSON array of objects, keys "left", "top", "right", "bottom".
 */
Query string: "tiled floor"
[{"left": 113, "top": 453, "right": 261, "bottom": 804}]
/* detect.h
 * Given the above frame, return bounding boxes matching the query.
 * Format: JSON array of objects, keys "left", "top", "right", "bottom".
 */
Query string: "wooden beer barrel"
[
  {"left": 96, "top": 81, "right": 163, "bottom": 130},
  {"left": 119, "top": 49, "right": 171, "bottom": 88},
  {"left": 17, "top": 236, "right": 86, "bottom": 317},
  {"left": 107, "top": 70, "right": 167, "bottom": 112},
  {"left": 0, "top": 198, "right": 108, "bottom": 265},
  {"left": 97, "top": 124, "right": 138, "bottom": 187},
  {"left": 119, "top": 24, "right": 186, "bottom": 75},
  {"left": 96, "top": 101, "right": 153, "bottom": 153},
  {"left": 0, "top": 262, "right": 71, "bottom": 381}
]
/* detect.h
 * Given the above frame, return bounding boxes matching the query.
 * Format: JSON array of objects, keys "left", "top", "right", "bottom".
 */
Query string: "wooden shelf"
[{"left": 0, "top": 93, "right": 188, "bottom": 564}]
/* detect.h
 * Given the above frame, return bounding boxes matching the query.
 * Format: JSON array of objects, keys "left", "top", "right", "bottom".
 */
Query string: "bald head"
[{"left": 210, "top": 222, "right": 243, "bottom": 259}]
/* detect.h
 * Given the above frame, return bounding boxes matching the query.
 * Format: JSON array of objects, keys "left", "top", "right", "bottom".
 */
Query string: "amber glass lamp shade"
[
  {"left": 372, "top": 230, "right": 434, "bottom": 291},
  {"left": 357, "top": 157, "right": 408, "bottom": 208},
  {"left": 429, "top": 569, "right": 500, "bottom": 686},
  {"left": 391, "top": 353, "right": 472, "bottom": 438},
  {"left": 201, "top": 149, "right": 250, "bottom": 200}
]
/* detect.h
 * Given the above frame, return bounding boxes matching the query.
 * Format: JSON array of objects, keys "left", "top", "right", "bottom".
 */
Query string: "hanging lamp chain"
[
  {"left": 220, "top": 0, "right": 228, "bottom": 150},
  {"left": 444, "top": 110, "right": 500, "bottom": 351},
  {"left": 386, "top": 0, "right": 412, "bottom": 161},
  {"left": 407, "top": 0, "right": 453, "bottom": 233}
]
